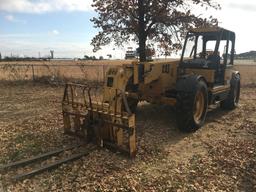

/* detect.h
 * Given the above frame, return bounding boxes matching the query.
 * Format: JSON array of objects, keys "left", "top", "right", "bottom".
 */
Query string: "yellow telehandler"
[{"left": 62, "top": 27, "right": 240, "bottom": 157}]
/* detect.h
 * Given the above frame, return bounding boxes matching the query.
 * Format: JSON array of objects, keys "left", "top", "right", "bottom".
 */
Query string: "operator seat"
[{"left": 207, "top": 54, "right": 220, "bottom": 70}]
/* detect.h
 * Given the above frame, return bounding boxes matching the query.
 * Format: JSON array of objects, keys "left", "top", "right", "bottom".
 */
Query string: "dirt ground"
[{"left": 0, "top": 82, "right": 255, "bottom": 192}]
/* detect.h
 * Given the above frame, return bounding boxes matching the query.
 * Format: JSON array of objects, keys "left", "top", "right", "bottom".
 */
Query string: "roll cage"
[{"left": 180, "top": 27, "right": 236, "bottom": 67}]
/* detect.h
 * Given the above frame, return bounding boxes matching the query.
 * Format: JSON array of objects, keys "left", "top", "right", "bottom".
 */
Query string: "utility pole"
[{"left": 50, "top": 50, "right": 54, "bottom": 59}]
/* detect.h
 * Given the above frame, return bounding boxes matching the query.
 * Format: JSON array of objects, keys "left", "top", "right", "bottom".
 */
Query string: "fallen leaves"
[{"left": 0, "top": 82, "right": 255, "bottom": 191}]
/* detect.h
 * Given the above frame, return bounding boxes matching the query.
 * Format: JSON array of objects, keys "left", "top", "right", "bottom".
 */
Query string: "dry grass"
[
  {"left": 0, "top": 60, "right": 127, "bottom": 82},
  {"left": 0, "top": 60, "right": 133, "bottom": 66},
  {"left": 0, "top": 59, "right": 255, "bottom": 85},
  {"left": 234, "top": 65, "right": 256, "bottom": 86}
]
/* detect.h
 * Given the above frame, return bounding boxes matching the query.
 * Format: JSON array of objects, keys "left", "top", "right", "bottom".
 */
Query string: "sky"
[{"left": 0, "top": 0, "right": 255, "bottom": 58}]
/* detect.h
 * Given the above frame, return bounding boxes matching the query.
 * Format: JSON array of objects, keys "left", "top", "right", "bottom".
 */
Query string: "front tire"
[
  {"left": 176, "top": 76, "right": 208, "bottom": 132},
  {"left": 220, "top": 74, "right": 240, "bottom": 110}
]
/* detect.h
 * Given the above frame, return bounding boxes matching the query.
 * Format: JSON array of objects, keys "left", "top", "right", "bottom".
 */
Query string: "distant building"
[{"left": 0, "top": 52, "right": 2, "bottom": 61}]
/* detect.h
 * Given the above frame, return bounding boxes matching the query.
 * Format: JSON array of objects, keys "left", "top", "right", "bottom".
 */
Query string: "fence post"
[
  {"left": 31, "top": 65, "right": 35, "bottom": 81},
  {"left": 103, "top": 65, "right": 106, "bottom": 82}
]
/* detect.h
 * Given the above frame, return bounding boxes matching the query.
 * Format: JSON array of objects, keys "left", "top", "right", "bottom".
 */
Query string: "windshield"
[{"left": 182, "top": 34, "right": 217, "bottom": 60}]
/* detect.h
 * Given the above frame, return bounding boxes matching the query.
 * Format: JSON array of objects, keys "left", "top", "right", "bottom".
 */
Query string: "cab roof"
[{"left": 188, "top": 27, "right": 236, "bottom": 42}]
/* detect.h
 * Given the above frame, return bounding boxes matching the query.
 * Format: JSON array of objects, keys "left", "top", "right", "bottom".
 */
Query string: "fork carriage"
[{"left": 62, "top": 83, "right": 136, "bottom": 157}]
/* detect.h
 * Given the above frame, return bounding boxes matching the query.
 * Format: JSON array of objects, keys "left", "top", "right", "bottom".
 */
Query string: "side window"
[
  {"left": 219, "top": 40, "right": 232, "bottom": 65},
  {"left": 196, "top": 36, "right": 203, "bottom": 58},
  {"left": 219, "top": 40, "right": 226, "bottom": 64},
  {"left": 226, "top": 41, "right": 232, "bottom": 65},
  {"left": 206, "top": 40, "right": 217, "bottom": 57}
]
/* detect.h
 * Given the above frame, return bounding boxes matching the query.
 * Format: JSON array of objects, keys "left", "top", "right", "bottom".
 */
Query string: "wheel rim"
[{"left": 193, "top": 90, "right": 205, "bottom": 124}]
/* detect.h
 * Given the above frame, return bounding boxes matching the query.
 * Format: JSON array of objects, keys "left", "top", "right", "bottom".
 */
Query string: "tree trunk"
[
  {"left": 138, "top": 0, "right": 147, "bottom": 62},
  {"left": 139, "top": 36, "right": 147, "bottom": 62}
]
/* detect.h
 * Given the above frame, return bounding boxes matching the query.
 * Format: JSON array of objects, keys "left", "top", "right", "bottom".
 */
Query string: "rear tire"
[
  {"left": 220, "top": 74, "right": 240, "bottom": 110},
  {"left": 176, "top": 76, "right": 208, "bottom": 132}
]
